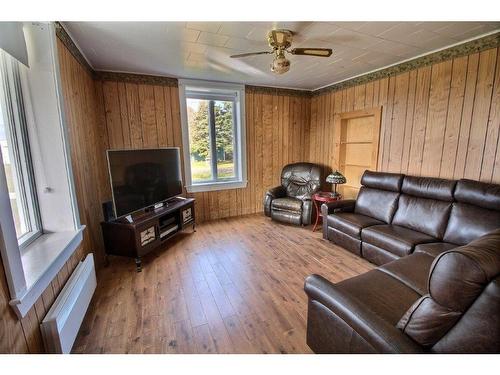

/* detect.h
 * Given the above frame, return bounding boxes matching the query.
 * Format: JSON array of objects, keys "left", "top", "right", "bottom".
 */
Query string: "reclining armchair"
[{"left": 264, "top": 162, "right": 322, "bottom": 226}]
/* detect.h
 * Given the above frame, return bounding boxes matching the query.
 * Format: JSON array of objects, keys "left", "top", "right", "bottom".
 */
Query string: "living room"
[{"left": 0, "top": 1, "right": 499, "bottom": 373}]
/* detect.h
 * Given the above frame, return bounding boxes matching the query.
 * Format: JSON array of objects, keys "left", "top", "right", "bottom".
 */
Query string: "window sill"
[
  {"left": 9, "top": 226, "right": 85, "bottom": 318},
  {"left": 186, "top": 180, "right": 247, "bottom": 193}
]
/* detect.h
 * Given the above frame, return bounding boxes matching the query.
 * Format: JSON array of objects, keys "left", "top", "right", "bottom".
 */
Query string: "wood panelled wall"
[
  {"left": 99, "top": 82, "right": 310, "bottom": 222},
  {"left": 309, "top": 47, "right": 500, "bottom": 184},
  {"left": 0, "top": 39, "right": 108, "bottom": 353}
]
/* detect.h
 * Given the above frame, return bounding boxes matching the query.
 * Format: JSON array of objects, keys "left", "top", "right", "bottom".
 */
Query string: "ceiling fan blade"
[
  {"left": 290, "top": 48, "right": 333, "bottom": 57},
  {"left": 230, "top": 51, "right": 272, "bottom": 58}
]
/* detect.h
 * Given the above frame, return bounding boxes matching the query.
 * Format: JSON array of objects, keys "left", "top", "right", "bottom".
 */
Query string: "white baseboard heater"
[{"left": 41, "top": 253, "right": 97, "bottom": 353}]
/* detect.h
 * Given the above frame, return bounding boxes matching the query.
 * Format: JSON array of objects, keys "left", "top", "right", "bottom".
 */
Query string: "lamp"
[
  {"left": 326, "top": 170, "right": 346, "bottom": 197},
  {"left": 271, "top": 50, "right": 290, "bottom": 74}
]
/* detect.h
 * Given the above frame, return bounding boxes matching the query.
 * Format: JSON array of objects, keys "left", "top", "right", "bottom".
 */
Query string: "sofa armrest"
[
  {"left": 321, "top": 199, "right": 356, "bottom": 217},
  {"left": 304, "top": 274, "right": 423, "bottom": 353},
  {"left": 264, "top": 185, "right": 286, "bottom": 217}
]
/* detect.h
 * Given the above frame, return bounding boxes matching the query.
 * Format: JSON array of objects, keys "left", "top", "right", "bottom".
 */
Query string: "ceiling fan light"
[{"left": 271, "top": 55, "right": 290, "bottom": 74}]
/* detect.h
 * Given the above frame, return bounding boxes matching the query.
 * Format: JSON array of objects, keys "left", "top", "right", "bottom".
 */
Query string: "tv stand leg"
[
  {"left": 135, "top": 257, "right": 142, "bottom": 272},
  {"left": 193, "top": 222, "right": 196, "bottom": 232}
]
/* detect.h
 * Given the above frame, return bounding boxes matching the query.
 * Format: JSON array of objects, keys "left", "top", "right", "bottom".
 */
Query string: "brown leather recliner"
[
  {"left": 304, "top": 228, "right": 500, "bottom": 353},
  {"left": 264, "top": 162, "right": 322, "bottom": 226}
]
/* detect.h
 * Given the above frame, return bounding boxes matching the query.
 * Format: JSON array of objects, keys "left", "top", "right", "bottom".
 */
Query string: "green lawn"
[{"left": 191, "top": 160, "right": 234, "bottom": 181}]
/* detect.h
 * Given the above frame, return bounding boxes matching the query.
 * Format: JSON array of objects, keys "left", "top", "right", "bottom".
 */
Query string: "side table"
[{"left": 312, "top": 192, "right": 342, "bottom": 232}]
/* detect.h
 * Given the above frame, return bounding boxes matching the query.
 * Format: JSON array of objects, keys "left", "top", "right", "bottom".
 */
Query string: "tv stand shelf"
[{"left": 101, "top": 197, "right": 195, "bottom": 271}]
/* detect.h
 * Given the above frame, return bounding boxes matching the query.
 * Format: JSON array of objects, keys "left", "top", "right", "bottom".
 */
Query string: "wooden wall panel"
[
  {"left": 99, "top": 83, "right": 310, "bottom": 222},
  {"left": 309, "top": 47, "right": 500, "bottom": 186}
]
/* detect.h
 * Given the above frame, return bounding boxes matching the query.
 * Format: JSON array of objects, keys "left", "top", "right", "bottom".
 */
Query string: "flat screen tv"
[{"left": 106, "top": 148, "right": 183, "bottom": 218}]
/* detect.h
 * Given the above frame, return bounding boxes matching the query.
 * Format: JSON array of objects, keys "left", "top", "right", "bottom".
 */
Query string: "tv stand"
[{"left": 101, "top": 197, "right": 195, "bottom": 272}]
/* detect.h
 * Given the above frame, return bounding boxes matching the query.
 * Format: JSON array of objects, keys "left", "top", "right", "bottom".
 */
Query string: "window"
[
  {"left": 0, "top": 22, "right": 83, "bottom": 318},
  {"left": 179, "top": 80, "right": 246, "bottom": 192},
  {"left": 0, "top": 50, "right": 41, "bottom": 247}
]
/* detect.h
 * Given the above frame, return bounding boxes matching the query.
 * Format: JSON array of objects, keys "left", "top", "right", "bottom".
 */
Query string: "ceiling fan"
[{"left": 230, "top": 29, "right": 333, "bottom": 74}]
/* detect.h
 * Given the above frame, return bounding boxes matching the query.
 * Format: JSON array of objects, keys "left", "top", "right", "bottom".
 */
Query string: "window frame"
[
  {"left": 0, "top": 50, "right": 42, "bottom": 248},
  {"left": 179, "top": 79, "right": 247, "bottom": 193},
  {"left": 0, "top": 22, "right": 83, "bottom": 319}
]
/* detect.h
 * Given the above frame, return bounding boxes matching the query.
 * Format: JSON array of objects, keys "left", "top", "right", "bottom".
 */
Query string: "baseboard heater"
[{"left": 41, "top": 253, "right": 97, "bottom": 353}]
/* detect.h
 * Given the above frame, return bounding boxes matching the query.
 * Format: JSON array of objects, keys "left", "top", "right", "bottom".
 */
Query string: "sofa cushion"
[
  {"left": 401, "top": 176, "right": 456, "bottom": 201},
  {"left": 454, "top": 179, "right": 500, "bottom": 211},
  {"left": 327, "top": 212, "right": 383, "bottom": 239},
  {"left": 360, "top": 170, "right": 403, "bottom": 192},
  {"left": 397, "top": 229, "right": 500, "bottom": 349},
  {"left": 361, "top": 224, "right": 436, "bottom": 258},
  {"left": 361, "top": 242, "right": 400, "bottom": 265},
  {"left": 354, "top": 187, "right": 400, "bottom": 223},
  {"left": 414, "top": 242, "right": 457, "bottom": 258},
  {"left": 271, "top": 210, "right": 302, "bottom": 225},
  {"left": 327, "top": 227, "right": 361, "bottom": 256},
  {"left": 392, "top": 195, "right": 452, "bottom": 238},
  {"left": 380, "top": 253, "right": 435, "bottom": 295},
  {"left": 443, "top": 203, "right": 500, "bottom": 245},
  {"left": 336, "top": 269, "right": 420, "bottom": 325},
  {"left": 271, "top": 197, "right": 302, "bottom": 212}
]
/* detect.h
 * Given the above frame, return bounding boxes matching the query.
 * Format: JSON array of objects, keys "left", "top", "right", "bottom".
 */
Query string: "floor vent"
[{"left": 41, "top": 253, "right": 96, "bottom": 353}]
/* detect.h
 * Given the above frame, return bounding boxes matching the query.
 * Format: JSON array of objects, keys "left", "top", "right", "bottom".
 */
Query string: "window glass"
[
  {"left": 214, "top": 100, "right": 235, "bottom": 180},
  {"left": 0, "top": 51, "right": 40, "bottom": 245},
  {"left": 0, "top": 94, "right": 29, "bottom": 238},
  {"left": 187, "top": 98, "right": 212, "bottom": 182},
  {"left": 186, "top": 97, "right": 237, "bottom": 184}
]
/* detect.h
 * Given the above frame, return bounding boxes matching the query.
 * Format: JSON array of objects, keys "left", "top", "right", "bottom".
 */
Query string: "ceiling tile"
[
  {"left": 197, "top": 31, "right": 230, "bottom": 47},
  {"left": 330, "top": 22, "right": 368, "bottom": 31},
  {"left": 186, "top": 22, "right": 222, "bottom": 33},
  {"left": 354, "top": 22, "right": 402, "bottom": 36},
  {"left": 329, "top": 28, "right": 384, "bottom": 49},
  {"left": 376, "top": 22, "right": 423, "bottom": 39},
  {"left": 217, "top": 22, "right": 265, "bottom": 38},
  {"left": 224, "top": 37, "right": 269, "bottom": 52},
  {"left": 166, "top": 28, "right": 201, "bottom": 43}
]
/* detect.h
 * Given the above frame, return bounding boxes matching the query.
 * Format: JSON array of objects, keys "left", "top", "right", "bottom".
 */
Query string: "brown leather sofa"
[
  {"left": 322, "top": 171, "right": 500, "bottom": 265},
  {"left": 305, "top": 171, "right": 500, "bottom": 353},
  {"left": 264, "top": 162, "right": 322, "bottom": 226}
]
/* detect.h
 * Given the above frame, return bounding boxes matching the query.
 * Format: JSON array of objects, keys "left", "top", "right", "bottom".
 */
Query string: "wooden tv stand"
[{"left": 101, "top": 197, "right": 195, "bottom": 271}]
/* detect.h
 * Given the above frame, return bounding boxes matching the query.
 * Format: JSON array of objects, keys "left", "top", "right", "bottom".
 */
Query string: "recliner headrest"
[
  {"left": 454, "top": 179, "right": 500, "bottom": 211},
  {"left": 360, "top": 170, "right": 403, "bottom": 192},
  {"left": 401, "top": 176, "right": 456, "bottom": 201}
]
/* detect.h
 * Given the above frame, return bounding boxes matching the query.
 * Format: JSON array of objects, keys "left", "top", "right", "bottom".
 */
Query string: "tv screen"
[{"left": 107, "top": 148, "right": 183, "bottom": 218}]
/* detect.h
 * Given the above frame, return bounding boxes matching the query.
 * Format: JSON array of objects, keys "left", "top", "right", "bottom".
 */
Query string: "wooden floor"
[{"left": 73, "top": 214, "right": 374, "bottom": 354}]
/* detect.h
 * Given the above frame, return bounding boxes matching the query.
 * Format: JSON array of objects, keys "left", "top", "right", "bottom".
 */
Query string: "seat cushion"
[
  {"left": 380, "top": 253, "right": 435, "bottom": 295},
  {"left": 327, "top": 212, "right": 383, "bottom": 239},
  {"left": 271, "top": 197, "right": 302, "bottom": 212},
  {"left": 336, "top": 269, "right": 421, "bottom": 325},
  {"left": 414, "top": 242, "right": 457, "bottom": 258},
  {"left": 361, "top": 224, "right": 436, "bottom": 258}
]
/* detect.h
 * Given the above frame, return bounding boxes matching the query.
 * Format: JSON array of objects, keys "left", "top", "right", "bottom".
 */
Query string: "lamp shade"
[{"left": 326, "top": 170, "right": 346, "bottom": 184}]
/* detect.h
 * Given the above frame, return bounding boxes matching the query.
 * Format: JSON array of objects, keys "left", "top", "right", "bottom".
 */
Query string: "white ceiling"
[{"left": 63, "top": 21, "right": 500, "bottom": 90}]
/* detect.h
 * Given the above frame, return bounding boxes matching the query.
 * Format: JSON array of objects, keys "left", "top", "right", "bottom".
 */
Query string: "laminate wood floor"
[{"left": 73, "top": 214, "right": 374, "bottom": 354}]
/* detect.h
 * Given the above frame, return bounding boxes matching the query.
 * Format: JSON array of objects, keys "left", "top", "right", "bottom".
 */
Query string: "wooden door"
[{"left": 334, "top": 108, "right": 382, "bottom": 199}]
